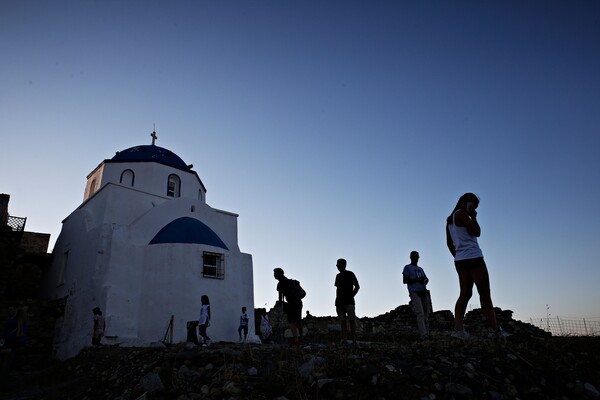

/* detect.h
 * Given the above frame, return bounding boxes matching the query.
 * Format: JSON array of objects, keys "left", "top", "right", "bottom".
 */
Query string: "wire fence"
[{"left": 529, "top": 316, "right": 600, "bottom": 336}]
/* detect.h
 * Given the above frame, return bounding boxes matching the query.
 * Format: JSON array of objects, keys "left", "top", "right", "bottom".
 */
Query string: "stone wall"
[
  {"left": 0, "top": 225, "right": 65, "bottom": 365},
  {"left": 19, "top": 232, "right": 50, "bottom": 254},
  {"left": 0, "top": 193, "right": 9, "bottom": 226}
]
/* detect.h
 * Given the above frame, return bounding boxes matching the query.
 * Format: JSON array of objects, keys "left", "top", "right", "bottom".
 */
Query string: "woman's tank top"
[{"left": 449, "top": 211, "right": 483, "bottom": 261}]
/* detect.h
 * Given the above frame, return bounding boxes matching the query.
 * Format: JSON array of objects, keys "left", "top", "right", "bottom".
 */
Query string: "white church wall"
[
  {"left": 45, "top": 208, "right": 96, "bottom": 298},
  {"left": 88, "top": 185, "right": 167, "bottom": 227},
  {"left": 47, "top": 218, "right": 116, "bottom": 359},
  {"left": 49, "top": 191, "right": 255, "bottom": 358},
  {"left": 46, "top": 144, "right": 255, "bottom": 359},
  {"left": 82, "top": 185, "right": 229, "bottom": 244},
  {"left": 126, "top": 197, "right": 239, "bottom": 250},
  {"left": 138, "top": 244, "right": 255, "bottom": 344},
  {"left": 101, "top": 229, "right": 145, "bottom": 343},
  {"left": 100, "top": 162, "right": 205, "bottom": 200},
  {"left": 191, "top": 203, "right": 241, "bottom": 252},
  {"left": 138, "top": 244, "right": 205, "bottom": 343},
  {"left": 81, "top": 181, "right": 239, "bottom": 251}
]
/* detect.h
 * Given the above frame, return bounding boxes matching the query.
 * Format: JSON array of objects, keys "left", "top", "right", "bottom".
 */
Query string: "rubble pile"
[{"left": 1, "top": 308, "right": 599, "bottom": 400}]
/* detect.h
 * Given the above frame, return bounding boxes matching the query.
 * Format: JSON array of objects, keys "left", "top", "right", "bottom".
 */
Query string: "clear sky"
[{"left": 2, "top": 1, "right": 599, "bottom": 324}]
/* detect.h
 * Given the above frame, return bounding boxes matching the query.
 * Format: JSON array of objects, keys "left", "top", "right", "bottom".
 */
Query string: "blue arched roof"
[
  {"left": 110, "top": 145, "right": 190, "bottom": 171},
  {"left": 149, "top": 217, "right": 228, "bottom": 249}
]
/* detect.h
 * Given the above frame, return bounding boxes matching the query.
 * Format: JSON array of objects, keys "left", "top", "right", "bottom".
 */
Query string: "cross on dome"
[{"left": 151, "top": 130, "right": 158, "bottom": 145}]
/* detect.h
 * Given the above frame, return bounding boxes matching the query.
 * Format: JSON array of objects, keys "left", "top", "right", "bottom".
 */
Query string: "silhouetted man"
[
  {"left": 334, "top": 258, "right": 360, "bottom": 344},
  {"left": 402, "top": 251, "right": 431, "bottom": 339}
]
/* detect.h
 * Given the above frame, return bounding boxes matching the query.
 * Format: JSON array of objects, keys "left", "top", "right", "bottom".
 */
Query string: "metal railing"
[
  {"left": 529, "top": 316, "right": 600, "bottom": 336},
  {"left": 6, "top": 215, "right": 27, "bottom": 232}
]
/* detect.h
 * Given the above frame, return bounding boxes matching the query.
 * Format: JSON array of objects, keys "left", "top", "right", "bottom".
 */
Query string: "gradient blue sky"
[{"left": 2, "top": 1, "right": 599, "bottom": 324}]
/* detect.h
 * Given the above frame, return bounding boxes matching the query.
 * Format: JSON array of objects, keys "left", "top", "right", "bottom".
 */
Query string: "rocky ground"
[{"left": 1, "top": 307, "right": 599, "bottom": 400}]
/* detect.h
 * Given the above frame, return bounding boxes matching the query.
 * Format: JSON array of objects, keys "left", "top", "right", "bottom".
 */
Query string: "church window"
[
  {"left": 202, "top": 251, "right": 224, "bottom": 279},
  {"left": 167, "top": 174, "right": 181, "bottom": 197},
  {"left": 89, "top": 178, "right": 97, "bottom": 196},
  {"left": 120, "top": 169, "right": 135, "bottom": 186}
]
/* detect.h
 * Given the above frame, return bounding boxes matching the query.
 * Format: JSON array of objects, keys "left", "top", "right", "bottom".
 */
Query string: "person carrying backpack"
[{"left": 273, "top": 267, "right": 305, "bottom": 345}]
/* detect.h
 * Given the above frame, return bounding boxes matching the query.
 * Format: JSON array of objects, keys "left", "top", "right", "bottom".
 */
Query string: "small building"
[{"left": 43, "top": 134, "right": 254, "bottom": 359}]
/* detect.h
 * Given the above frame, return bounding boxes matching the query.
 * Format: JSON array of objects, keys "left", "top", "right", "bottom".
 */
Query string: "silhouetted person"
[
  {"left": 198, "top": 295, "right": 211, "bottom": 346},
  {"left": 274, "top": 267, "right": 304, "bottom": 345},
  {"left": 259, "top": 309, "right": 272, "bottom": 343},
  {"left": 402, "top": 251, "right": 431, "bottom": 339},
  {"left": 1, "top": 308, "right": 27, "bottom": 379},
  {"left": 334, "top": 258, "right": 360, "bottom": 344},
  {"left": 238, "top": 306, "right": 249, "bottom": 342},
  {"left": 92, "top": 307, "right": 105, "bottom": 346},
  {"left": 446, "top": 193, "right": 509, "bottom": 339}
]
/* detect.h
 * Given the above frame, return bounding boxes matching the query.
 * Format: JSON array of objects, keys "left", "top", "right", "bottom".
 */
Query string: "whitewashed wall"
[{"left": 45, "top": 154, "right": 254, "bottom": 360}]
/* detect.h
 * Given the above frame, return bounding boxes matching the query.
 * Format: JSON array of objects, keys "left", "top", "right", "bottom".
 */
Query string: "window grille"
[{"left": 203, "top": 252, "right": 224, "bottom": 279}]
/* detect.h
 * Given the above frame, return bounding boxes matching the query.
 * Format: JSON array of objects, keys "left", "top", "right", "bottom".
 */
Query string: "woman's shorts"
[{"left": 454, "top": 257, "right": 486, "bottom": 272}]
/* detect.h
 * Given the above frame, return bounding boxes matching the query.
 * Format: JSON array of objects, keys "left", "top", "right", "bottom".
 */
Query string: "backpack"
[{"left": 286, "top": 279, "right": 306, "bottom": 301}]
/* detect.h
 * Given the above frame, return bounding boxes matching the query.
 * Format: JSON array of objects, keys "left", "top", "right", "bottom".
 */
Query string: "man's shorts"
[
  {"left": 454, "top": 257, "right": 486, "bottom": 272},
  {"left": 336, "top": 304, "right": 356, "bottom": 321},
  {"left": 286, "top": 301, "right": 303, "bottom": 323}
]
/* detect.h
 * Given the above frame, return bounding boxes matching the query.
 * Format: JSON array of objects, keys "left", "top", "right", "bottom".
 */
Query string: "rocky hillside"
[{"left": 1, "top": 307, "right": 599, "bottom": 400}]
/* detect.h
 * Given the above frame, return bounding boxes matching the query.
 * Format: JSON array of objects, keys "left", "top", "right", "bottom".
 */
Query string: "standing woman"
[
  {"left": 198, "top": 295, "right": 211, "bottom": 346},
  {"left": 446, "top": 193, "right": 507, "bottom": 338}
]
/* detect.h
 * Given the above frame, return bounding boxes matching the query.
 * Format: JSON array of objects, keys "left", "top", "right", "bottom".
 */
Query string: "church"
[{"left": 43, "top": 132, "right": 254, "bottom": 359}]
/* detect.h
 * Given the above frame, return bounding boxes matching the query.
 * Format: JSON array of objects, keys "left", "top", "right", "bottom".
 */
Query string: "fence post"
[
  {"left": 557, "top": 316, "right": 563, "bottom": 336},
  {"left": 583, "top": 318, "right": 588, "bottom": 336}
]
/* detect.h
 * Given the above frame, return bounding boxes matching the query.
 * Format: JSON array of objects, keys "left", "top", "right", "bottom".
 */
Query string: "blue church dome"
[
  {"left": 149, "top": 217, "right": 229, "bottom": 249},
  {"left": 111, "top": 144, "right": 191, "bottom": 171}
]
